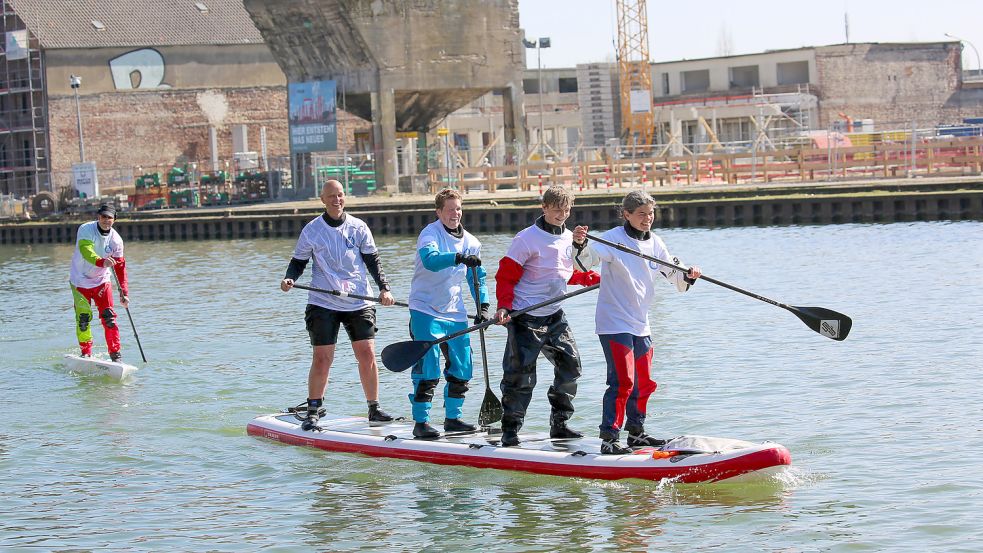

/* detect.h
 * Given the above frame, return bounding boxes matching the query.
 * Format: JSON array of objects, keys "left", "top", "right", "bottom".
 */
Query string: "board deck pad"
[{"left": 248, "top": 412, "right": 792, "bottom": 483}]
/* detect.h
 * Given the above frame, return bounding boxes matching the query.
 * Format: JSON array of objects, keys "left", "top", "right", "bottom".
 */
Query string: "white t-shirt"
[
  {"left": 69, "top": 221, "right": 124, "bottom": 289},
  {"left": 292, "top": 214, "right": 378, "bottom": 312},
  {"left": 585, "top": 225, "right": 690, "bottom": 336},
  {"left": 409, "top": 220, "right": 482, "bottom": 322},
  {"left": 504, "top": 223, "right": 574, "bottom": 317}
]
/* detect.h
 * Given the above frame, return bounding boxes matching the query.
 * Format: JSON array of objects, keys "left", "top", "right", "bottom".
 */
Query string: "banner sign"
[
  {"left": 288, "top": 80, "right": 337, "bottom": 153},
  {"left": 72, "top": 162, "right": 99, "bottom": 198}
]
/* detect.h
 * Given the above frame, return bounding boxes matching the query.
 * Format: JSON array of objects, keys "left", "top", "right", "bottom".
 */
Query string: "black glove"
[
  {"left": 474, "top": 303, "right": 490, "bottom": 325},
  {"left": 455, "top": 253, "right": 482, "bottom": 267}
]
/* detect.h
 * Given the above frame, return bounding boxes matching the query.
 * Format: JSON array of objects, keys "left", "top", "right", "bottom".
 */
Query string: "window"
[
  {"left": 558, "top": 77, "right": 578, "bottom": 93},
  {"left": 681, "top": 70, "right": 710, "bottom": 93},
  {"left": 661, "top": 73, "right": 670, "bottom": 95},
  {"left": 729, "top": 65, "right": 759, "bottom": 88},
  {"left": 777, "top": 61, "right": 809, "bottom": 85},
  {"left": 522, "top": 78, "right": 540, "bottom": 94}
]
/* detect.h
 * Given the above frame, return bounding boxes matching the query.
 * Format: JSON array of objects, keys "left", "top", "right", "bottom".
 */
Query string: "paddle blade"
[
  {"left": 789, "top": 306, "right": 853, "bottom": 341},
  {"left": 381, "top": 341, "right": 432, "bottom": 372},
  {"left": 478, "top": 388, "right": 504, "bottom": 426}
]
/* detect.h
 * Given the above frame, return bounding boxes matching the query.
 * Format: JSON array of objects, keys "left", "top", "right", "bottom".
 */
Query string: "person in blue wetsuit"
[{"left": 407, "top": 188, "right": 489, "bottom": 439}]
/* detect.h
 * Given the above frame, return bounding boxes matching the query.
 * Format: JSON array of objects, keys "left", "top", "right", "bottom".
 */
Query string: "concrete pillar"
[
  {"left": 372, "top": 85, "right": 398, "bottom": 192},
  {"left": 501, "top": 83, "right": 526, "bottom": 164}
]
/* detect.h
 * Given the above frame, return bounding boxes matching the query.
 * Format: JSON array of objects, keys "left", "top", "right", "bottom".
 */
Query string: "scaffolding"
[{"left": 0, "top": 0, "right": 49, "bottom": 198}]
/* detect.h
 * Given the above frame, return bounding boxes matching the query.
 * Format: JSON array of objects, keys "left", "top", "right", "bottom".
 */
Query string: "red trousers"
[{"left": 71, "top": 282, "right": 120, "bottom": 355}]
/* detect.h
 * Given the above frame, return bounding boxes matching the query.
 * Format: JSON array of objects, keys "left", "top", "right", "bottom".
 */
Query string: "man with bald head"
[{"left": 281, "top": 179, "right": 397, "bottom": 430}]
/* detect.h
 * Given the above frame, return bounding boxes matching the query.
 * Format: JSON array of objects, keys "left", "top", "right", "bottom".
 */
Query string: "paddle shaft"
[
  {"left": 291, "top": 282, "right": 478, "bottom": 318},
  {"left": 586, "top": 233, "right": 793, "bottom": 311},
  {"left": 112, "top": 271, "right": 146, "bottom": 363},
  {"left": 469, "top": 267, "right": 491, "bottom": 385},
  {"left": 424, "top": 284, "right": 600, "bottom": 349},
  {"left": 292, "top": 283, "right": 409, "bottom": 308}
]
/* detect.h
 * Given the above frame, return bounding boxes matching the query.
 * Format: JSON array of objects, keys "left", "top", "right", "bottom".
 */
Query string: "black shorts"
[{"left": 305, "top": 305, "right": 377, "bottom": 346}]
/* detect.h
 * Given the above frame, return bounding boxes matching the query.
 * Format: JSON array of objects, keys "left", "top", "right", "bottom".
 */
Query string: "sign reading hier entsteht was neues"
[{"left": 288, "top": 80, "right": 337, "bottom": 153}]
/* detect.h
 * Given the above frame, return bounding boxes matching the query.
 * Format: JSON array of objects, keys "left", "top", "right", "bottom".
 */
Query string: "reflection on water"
[{"left": 2, "top": 221, "right": 982, "bottom": 550}]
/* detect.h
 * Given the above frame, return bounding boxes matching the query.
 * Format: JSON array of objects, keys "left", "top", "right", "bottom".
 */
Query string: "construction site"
[{"left": 0, "top": 0, "right": 982, "bottom": 230}]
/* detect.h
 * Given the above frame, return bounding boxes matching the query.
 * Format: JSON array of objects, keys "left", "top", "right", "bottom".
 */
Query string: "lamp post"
[
  {"left": 523, "top": 36, "right": 551, "bottom": 161},
  {"left": 945, "top": 33, "right": 982, "bottom": 78},
  {"left": 69, "top": 74, "right": 85, "bottom": 162}
]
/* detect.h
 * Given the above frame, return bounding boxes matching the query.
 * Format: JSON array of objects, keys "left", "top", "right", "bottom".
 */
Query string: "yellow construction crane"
[{"left": 615, "top": 0, "right": 655, "bottom": 146}]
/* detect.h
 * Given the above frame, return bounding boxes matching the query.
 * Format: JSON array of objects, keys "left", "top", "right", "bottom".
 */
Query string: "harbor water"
[{"left": 1, "top": 220, "right": 981, "bottom": 551}]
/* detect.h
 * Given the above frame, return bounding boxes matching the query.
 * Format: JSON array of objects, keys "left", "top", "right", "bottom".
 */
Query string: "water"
[{"left": 1, "top": 221, "right": 981, "bottom": 551}]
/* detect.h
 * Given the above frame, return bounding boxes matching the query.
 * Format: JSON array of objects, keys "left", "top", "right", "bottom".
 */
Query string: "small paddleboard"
[
  {"left": 247, "top": 413, "right": 791, "bottom": 484},
  {"left": 63, "top": 354, "right": 138, "bottom": 381}
]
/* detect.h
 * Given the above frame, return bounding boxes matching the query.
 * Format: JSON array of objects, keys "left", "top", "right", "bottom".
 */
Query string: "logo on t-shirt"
[{"left": 343, "top": 232, "right": 357, "bottom": 250}]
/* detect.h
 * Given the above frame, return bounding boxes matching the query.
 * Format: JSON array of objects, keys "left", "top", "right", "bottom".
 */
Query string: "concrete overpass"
[{"left": 242, "top": 0, "right": 528, "bottom": 191}]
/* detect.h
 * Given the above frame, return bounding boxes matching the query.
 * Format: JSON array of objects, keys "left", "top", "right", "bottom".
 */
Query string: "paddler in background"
[
  {"left": 69, "top": 204, "right": 129, "bottom": 361},
  {"left": 406, "top": 188, "right": 488, "bottom": 439},
  {"left": 280, "top": 179, "right": 396, "bottom": 431},
  {"left": 575, "top": 190, "right": 701, "bottom": 454},
  {"left": 492, "top": 186, "right": 599, "bottom": 447}
]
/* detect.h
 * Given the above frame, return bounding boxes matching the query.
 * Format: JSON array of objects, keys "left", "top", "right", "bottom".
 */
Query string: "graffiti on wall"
[{"left": 109, "top": 49, "right": 172, "bottom": 90}]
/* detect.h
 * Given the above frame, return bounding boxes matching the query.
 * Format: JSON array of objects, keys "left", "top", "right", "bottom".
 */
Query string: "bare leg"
[
  {"left": 351, "top": 339, "right": 379, "bottom": 401},
  {"left": 308, "top": 344, "right": 336, "bottom": 399}
]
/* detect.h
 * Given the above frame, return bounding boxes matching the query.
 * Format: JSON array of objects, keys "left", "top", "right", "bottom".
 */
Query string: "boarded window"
[
  {"left": 681, "top": 69, "right": 710, "bottom": 93},
  {"left": 777, "top": 61, "right": 809, "bottom": 85},
  {"left": 558, "top": 77, "right": 578, "bottom": 93},
  {"left": 729, "top": 65, "right": 759, "bottom": 88}
]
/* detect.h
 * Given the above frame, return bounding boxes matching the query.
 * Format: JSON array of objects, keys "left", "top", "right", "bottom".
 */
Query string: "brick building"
[{"left": 1, "top": 0, "right": 371, "bottom": 199}]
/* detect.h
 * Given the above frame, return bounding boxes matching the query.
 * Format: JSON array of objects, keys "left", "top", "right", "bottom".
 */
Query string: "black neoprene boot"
[
  {"left": 500, "top": 429, "right": 520, "bottom": 447},
  {"left": 626, "top": 425, "right": 666, "bottom": 447},
  {"left": 301, "top": 398, "right": 323, "bottom": 431},
  {"left": 413, "top": 422, "right": 440, "bottom": 439},
  {"left": 443, "top": 418, "right": 478, "bottom": 432},
  {"left": 600, "top": 432, "right": 631, "bottom": 455},
  {"left": 550, "top": 421, "right": 584, "bottom": 439},
  {"left": 368, "top": 403, "right": 394, "bottom": 425}
]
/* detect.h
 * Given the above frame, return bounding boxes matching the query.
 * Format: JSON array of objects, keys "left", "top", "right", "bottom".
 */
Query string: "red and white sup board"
[{"left": 247, "top": 413, "right": 791, "bottom": 484}]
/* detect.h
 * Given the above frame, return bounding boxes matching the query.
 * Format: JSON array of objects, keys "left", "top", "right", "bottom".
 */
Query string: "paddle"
[
  {"left": 292, "top": 283, "right": 409, "bottom": 308},
  {"left": 382, "top": 284, "right": 601, "bottom": 372},
  {"left": 586, "top": 233, "right": 852, "bottom": 341},
  {"left": 290, "top": 282, "right": 476, "bottom": 318},
  {"left": 470, "top": 266, "right": 503, "bottom": 426},
  {"left": 112, "top": 271, "right": 147, "bottom": 362}
]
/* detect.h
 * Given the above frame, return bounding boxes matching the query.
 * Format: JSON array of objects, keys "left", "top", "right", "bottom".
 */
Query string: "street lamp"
[
  {"left": 945, "top": 33, "right": 982, "bottom": 78},
  {"left": 523, "top": 36, "right": 551, "bottom": 160},
  {"left": 69, "top": 74, "right": 85, "bottom": 162}
]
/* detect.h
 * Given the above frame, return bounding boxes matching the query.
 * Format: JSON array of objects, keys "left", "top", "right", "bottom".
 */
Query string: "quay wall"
[{"left": 2, "top": 188, "right": 981, "bottom": 245}]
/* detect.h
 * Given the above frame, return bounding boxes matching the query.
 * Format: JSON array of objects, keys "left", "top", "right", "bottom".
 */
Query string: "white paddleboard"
[{"left": 64, "top": 354, "right": 138, "bottom": 381}]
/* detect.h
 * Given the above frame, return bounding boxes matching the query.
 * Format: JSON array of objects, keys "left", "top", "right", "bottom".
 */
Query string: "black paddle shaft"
[
  {"left": 291, "top": 282, "right": 477, "bottom": 318},
  {"left": 111, "top": 271, "right": 147, "bottom": 362},
  {"left": 382, "top": 284, "right": 601, "bottom": 372},
  {"left": 585, "top": 233, "right": 852, "bottom": 341},
  {"left": 292, "top": 283, "right": 409, "bottom": 308},
  {"left": 434, "top": 283, "right": 599, "bottom": 345}
]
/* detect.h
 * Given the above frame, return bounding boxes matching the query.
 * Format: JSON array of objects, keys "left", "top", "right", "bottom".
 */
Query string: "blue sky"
[{"left": 518, "top": 0, "right": 983, "bottom": 71}]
